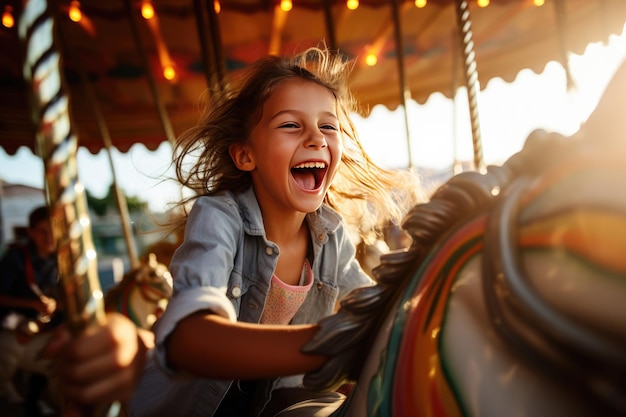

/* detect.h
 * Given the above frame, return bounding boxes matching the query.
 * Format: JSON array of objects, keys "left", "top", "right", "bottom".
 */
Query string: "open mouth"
[{"left": 291, "top": 161, "right": 328, "bottom": 191}]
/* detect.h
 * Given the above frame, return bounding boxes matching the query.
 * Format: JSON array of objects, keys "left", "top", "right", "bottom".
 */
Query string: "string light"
[
  {"left": 415, "top": 0, "right": 427, "bottom": 8},
  {"left": 346, "top": 0, "right": 359, "bottom": 11},
  {"left": 141, "top": 1, "right": 155, "bottom": 20},
  {"left": 214, "top": 0, "right": 221, "bottom": 14},
  {"left": 477, "top": 0, "right": 489, "bottom": 7},
  {"left": 365, "top": 53, "right": 378, "bottom": 67},
  {"left": 534, "top": 0, "right": 545, "bottom": 6},
  {"left": 2, "top": 5, "right": 14, "bottom": 28},
  {"left": 68, "top": 1, "right": 82, "bottom": 22},
  {"left": 163, "top": 65, "right": 176, "bottom": 81},
  {"left": 280, "top": 0, "right": 292, "bottom": 12},
  {"left": 140, "top": 6, "right": 177, "bottom": 83}
]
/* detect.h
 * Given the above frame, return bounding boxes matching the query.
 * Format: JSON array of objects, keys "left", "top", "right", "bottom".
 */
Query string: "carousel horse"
[
  {"left": 104, "top": 253, "right": 173, "bottom": 330},
  {"left": 302, "top": 64, "right": 626, "bottom": 417}
]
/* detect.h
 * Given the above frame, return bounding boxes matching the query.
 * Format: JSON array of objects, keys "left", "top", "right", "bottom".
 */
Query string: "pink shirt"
[{"left": 260, "top": 260, "right": 313, "bottom": 325}]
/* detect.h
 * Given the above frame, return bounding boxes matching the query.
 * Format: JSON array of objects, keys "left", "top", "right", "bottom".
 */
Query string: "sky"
[{"left": 1, "top": 26, "right": 626, "bottom": 213}]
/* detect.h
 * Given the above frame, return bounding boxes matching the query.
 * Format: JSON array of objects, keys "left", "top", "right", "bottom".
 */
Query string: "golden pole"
[
  {"left": 18, "top": 0, "right": 119, "bottom": 415},
  {"left": 194, "top": 0, "right": 227, "bottom": 99},
  {"left": 322, "top": 0, "right": 337, "bottom": 51},
  {"left": 56, "top": 20, "right": 140, "bottom": 270},
  {"left": 454, "top": 0, "right": 485, "bottom": 171},
  {"left": 390, "top": 0, "right": 413, "bottom": 169},
  {"left": 124, "top": 0, "right": 176, "bottom": 145}
]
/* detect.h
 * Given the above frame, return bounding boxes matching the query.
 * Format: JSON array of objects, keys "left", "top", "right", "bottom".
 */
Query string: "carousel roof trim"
[{"left": 1, "top": 0, "right": 625, "bottom": 155}]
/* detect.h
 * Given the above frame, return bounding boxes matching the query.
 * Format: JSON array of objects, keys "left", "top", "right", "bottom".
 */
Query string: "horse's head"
[
  {"left": 134, "top": 253, "right": 174, "bottom": 303},
  {"left": 104, "top": 253, "right": 173, "bottom": 329}
]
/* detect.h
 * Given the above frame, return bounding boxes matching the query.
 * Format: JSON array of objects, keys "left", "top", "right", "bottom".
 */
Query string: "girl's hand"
[{"left": 44, "top": 313, "right": 150, "bottom": 413}]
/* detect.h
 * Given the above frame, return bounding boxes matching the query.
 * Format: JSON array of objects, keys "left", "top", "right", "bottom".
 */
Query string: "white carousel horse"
[
  {"left": 104, "top": 253, "right": 173, "bottom": 330},
  {"left": 302, "top": 64, "right": 626, "bottom": 417},
  {"left": 0, "top": 322, "right": 57, "bottom": 405}
]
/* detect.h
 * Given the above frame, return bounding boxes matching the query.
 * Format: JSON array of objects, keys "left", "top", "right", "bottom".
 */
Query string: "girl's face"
[{"left": 232, "top": 78, "right": 343, "bottom": 215}]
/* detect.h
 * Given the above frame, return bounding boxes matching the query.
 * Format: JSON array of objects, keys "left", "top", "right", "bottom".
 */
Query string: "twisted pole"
[
  {"left": 454, "top": 0, "right": 484, "bottom": 171},
  {"left": 552, "top": 0, "right": 575, "bottom": 90},
  {"left": 57, "top": 23, "right": 141, "bottom": 270},
  {"left": 19, "top": 0, "right": 119, "bottom": 415}
]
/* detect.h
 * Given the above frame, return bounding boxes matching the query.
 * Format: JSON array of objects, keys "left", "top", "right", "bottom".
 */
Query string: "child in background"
[
  {"left": 45, "top": 45, "right": 423, "bottom": 417},
  {"left": 0, "top": 206, "right": 62, "bottom": 415}
]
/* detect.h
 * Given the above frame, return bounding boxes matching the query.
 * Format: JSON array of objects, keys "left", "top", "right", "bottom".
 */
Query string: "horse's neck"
[
  {"left": 121, "top": 283, "right": 158, "bottom": 329},
  {"left": 347, "top": 295, "right": 404, "bottom": 417}
]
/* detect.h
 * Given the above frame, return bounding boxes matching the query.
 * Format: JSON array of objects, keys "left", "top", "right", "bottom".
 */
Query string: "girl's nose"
[{"left": 305, "top": 130, "right": 327, "bottom": 148}]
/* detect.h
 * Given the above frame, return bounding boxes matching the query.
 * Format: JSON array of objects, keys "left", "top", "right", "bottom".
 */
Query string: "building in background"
[{"left": 0, "top": 180, "right": 46, "bottom": 248}]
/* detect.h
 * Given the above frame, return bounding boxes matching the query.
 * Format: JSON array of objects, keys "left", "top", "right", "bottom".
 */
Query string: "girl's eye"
[
  {"left": 321, "top": 124, "right": 338, "bottom": 131},
  {"left": 279, "top": 122, "right": 299, "bottom": 129}
]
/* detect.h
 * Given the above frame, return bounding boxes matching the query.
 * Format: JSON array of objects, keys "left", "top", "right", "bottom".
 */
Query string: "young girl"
[{"left": 46, "top": 45, "right": 422, "bottom": 416}]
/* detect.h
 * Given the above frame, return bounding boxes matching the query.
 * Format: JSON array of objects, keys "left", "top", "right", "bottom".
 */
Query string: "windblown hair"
[{"left": 170, "top": 46, "right": 423, "bottom": 241}]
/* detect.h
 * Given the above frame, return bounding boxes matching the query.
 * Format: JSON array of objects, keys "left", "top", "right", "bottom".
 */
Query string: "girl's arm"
[{"left": 167, "top": 311, "right": 326, "bottom": 379}]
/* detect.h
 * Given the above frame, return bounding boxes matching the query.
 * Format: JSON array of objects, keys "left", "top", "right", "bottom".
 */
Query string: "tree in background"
[{"left": 86, "top": 184, "right": 147, "bottom": 217}]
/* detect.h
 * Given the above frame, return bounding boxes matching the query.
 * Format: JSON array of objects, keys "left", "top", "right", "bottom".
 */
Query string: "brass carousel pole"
[
  {"left": 194, "top": 0, "right": 217, "bottom": 94},
  {"left": 18, "top": 0, "right": 118, "bottom": 415},
  {"left": 454, "top": 0, "right": 484, "bottom": 171},
  {"left": 57, "top": 23, "right": 140, "bottom": 270},
  {"left": 322, "top": 0, "right": 337, "bottom": 51},
  {"left": 124, "top": 0, "right": 176, "bottom": 146},
  {"left": 451, "top": 30, "right": 463, "bottom": 175},
  {"left": 552, "top": 0, "right": 575, "bottom": 91},
  {"left": 205, "top": 0, "right": 227, "bottom": 95},
  {"left": 390, "top": 0, "right": 414, "bottom": 169},
  {"left": 194, "top": 0, "right": 228, "bottom": 99}
]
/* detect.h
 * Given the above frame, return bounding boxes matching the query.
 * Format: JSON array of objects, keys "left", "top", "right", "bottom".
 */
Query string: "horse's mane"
[{"left": 302, "top": 129, "right": 576, "bottom": 390}]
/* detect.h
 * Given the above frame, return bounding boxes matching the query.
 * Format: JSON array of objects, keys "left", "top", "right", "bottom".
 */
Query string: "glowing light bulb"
[
  {"left": 280, "top": 0, "right": 292, "bottom": 12},
  {"left": 365, "top": 53, "right": 377, "bottom": 67},
  {"left": 214, "top": 0, "right": 221, "bottom": 14},
  {"left": 533, "top": 0, "right": 545, "bottom": 6},
  {"left": 415, "top": 0, "right": 427, "bottom": 8},
  {"left": 477, "top": 0, "right": 489, "bottom": 7},
  {"left": 346, "top": 0, "right": 359, "bottom": 11},
  {"left": 141, "top": 2, "right": 155, "bottom": 20},
  {"left": 2, "top": 6, "right": 14, "bottom": 28},
  {"left": 69, "top": 1, "right": 82, "bottom": 22},
  {"left": 163, "top": 66, "right": 176, "bottom": 81}
]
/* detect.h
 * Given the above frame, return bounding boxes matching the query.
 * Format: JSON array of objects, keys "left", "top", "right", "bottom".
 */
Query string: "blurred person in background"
[{"left": 0, "top": 205, "right": 64, "bottom": 416}]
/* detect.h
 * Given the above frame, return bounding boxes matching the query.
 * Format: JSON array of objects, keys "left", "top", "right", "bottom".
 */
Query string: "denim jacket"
[{"left": 129, "top": 187, "right": 372, "bottom": 417}]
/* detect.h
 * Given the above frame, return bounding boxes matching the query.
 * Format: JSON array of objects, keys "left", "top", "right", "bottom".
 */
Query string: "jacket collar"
[{"left": 236, "top": 186, "right": 343, "bottom": 241}]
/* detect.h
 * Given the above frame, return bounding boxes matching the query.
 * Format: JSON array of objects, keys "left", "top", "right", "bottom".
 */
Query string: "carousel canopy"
[{"left": 1, "top": 0, "right": 625, "bottom": 155}]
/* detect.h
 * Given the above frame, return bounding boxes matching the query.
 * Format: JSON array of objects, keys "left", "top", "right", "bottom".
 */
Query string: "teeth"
[{"left": 293, "top": 161, "right": 326, "bottom": 169}]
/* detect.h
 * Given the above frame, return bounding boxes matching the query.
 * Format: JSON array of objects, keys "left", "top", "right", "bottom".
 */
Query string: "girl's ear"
[{"left": 229, "top": 143, "right": 256, "bottom": 171}]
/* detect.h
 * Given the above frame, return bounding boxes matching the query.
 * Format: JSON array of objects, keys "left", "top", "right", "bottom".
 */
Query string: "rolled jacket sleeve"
[
  {"left": 169, "top": 196, "right": 242, "bottom": 292},
  {"left": 153, "top": 286, "right": 237, "bottom": 346},
  {"left": 152, "top": 196, "right": 242, "bottom": 375}
]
